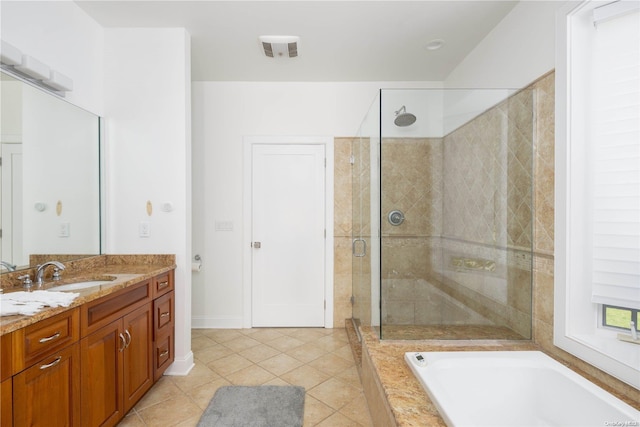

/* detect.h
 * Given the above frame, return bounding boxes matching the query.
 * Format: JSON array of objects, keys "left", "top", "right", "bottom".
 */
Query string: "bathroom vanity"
[{"left": 0, "top": 255, "right": 175, "bottom": 427}]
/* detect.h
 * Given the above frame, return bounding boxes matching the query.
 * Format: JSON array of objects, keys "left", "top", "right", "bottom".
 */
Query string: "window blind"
[{"left": 590, "top": 6, "right": 640, "bottom": 310}]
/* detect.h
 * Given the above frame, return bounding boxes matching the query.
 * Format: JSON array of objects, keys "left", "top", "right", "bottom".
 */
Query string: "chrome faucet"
[
  {"left": 0, "top": 261, "right": 17, "bottom": 272},
  {"left": 35, "top": 261, "right": 66, "bottom": 286}
]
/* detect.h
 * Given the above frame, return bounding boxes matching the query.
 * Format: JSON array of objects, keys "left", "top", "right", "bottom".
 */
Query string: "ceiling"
[{"left": 75, "top": 1, "right": 519, "bottom": 82}]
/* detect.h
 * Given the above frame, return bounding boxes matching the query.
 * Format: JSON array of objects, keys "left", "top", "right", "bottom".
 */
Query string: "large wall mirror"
[{"left": 0, "top": 71, "right": 101, "bottom": 272}]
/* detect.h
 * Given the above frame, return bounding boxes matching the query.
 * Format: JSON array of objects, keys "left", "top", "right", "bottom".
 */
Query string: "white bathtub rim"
[{"left": 405, "top": 350, "right": 640, "bottom": 427}]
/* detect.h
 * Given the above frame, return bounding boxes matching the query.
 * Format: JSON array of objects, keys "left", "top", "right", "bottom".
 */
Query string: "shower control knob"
[{"left": 388, "top": 210, "right": 405, "bottom": 226}]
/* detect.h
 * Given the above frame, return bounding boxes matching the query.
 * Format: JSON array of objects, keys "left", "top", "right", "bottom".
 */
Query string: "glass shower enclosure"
[{"left": 352, "top": 88, "right": 534, "bottom": 340}]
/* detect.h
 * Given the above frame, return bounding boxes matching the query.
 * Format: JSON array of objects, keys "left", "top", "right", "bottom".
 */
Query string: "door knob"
[{"left": 252, "top": 242, "right": 261, "bottom": 249}]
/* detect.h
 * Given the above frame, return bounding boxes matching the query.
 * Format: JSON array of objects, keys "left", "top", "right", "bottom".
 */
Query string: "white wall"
[
  {"left": 445, "top": 0, "right": 563, "bottom": 89},
  {"left": 103, "top": 28, "right": 192, "bottom": 374},
  {"left": 191, "top": 81, "right": 439, "bottom": 328},
  {"left": 0, "top": 1, "right": 104, "bottom": 114}
]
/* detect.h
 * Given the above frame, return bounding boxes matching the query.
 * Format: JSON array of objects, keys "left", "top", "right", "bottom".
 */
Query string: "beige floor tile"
[
  {"left": 117, "top": 412, "right": 146, "bottom": 427},
  {"left": 226, "top": 364, "right": 276, "bottom": 385},
  {"left": 258, "top": 352, "right": 304, "bottom": 376},
  {"left": 170, "top": 363, "right": 220, "bottom": 393},
  {"left": 190, "top": 335, "right": 216, "bottom": 351},
  {"left": 303, "top": 395, "right": 335, "bottom": 426},
  {"left": 206, "top": 353, "right": 253, "bottom": 377},
  {"left": 187, "top": 377, "right": 232, "bottom": 410},
  {"left": 137, "top": 394, "right": 202, "bottom": 427},
  {"left": 314, "top": 411, "right": 363, "bottom": 427},
  {"left": 238, "top": 343, "right": 281, "bottom": 363},
  {"left": 286, "top": 328, "right": 328, "bottom": 343},
  {"left": 315, "top": 334, "right": 349, "bottom": 352},
  {"left": 308, "top": 377, "right": 361, "bottom": 410},
  {"left": 280, "top": 364, "right": 331, "bottom": 390},
  {"left": 333, "top": 344, "right": 357, "bottom": 361},
  {"left": 336, "top": 365, "right": 363, "bottom": 389},
  {"left": 263, "top": 376, "right": 292, "bottom": 386},
  {"left": 200, "top": 328, "right": 244, "bottom": 343},
  {"left": 222, "top": 335, "right": 261, "bottom": 352},
  {"left": 175, "top": 415, "right": 202, "bottom": 427},
  {"left": 193, "top": 343, "right": 234, "bottom": 364},
  {"left": 243, "top": 328, "right": 286, "bottom": 343},
  {"left": 265, "top": 335, "right": 306, "bottom": 351},
  {"left": 307, "top": 353, "right": 354, "bottom": 376},
  {"left": 134, "top": 377, "right": 184, "bottom": 411},
  {"left": 285, "top": 343, "right": 326, "bottom": 363},
  {"left": 339, "top": 393, "right": 373, "bottom": 426}
]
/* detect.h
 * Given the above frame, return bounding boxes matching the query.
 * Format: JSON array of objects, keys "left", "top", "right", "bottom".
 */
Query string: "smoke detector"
[{"left": 258, "top": 35, "right": 300, "bottom": 58}]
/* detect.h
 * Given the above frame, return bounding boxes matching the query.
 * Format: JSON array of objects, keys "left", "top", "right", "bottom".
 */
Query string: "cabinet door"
[
  {"left": 81, "top": 319, "right": 124, "bottom": 427},
  {"left": 1, "top": 377, "right": 12, "bottom": 427},
  {"left": 13, "top": 343, "right": 80, "bottom": 427},
  {"left": 122, "top": 304, "right": 153, "bottom": 412}
]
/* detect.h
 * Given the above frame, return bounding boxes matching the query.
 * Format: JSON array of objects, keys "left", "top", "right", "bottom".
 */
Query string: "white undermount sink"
[
  {"left": 52, "top": 281, "right": 111, "bottom": 291},
  {"left": 51, "top": 276, "right": 117, "bottom": 291}
]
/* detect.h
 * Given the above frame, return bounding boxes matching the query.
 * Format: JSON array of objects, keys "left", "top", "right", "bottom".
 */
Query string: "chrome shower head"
[{"left": 394, "top": 105, "right": 416, "bottom": 127}]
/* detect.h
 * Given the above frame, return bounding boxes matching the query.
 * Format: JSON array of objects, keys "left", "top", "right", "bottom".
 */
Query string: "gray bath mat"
[{"left": 197, "top": 385, "right": 305, "bottom": 427}]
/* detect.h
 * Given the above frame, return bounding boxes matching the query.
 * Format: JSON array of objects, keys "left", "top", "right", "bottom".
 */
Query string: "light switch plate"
[
  {"left": 139, "top": 221, "right": 150, "bottom": 237},
  {"left": 59, "top": 222, "right": 70, "bottom": 237}
]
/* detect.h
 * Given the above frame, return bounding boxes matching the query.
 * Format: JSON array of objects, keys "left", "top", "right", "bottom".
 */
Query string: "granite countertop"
[{"left": 0, "top": 255, "right": 175, "bottom": 336}]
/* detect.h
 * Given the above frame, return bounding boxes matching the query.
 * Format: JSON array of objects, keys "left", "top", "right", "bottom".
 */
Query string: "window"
[
  {"left": 555, "top": 0, "right": 640, "bottom": 389},
  {"left": 602, "top": 305, "right": 639, "bottom": 330}
]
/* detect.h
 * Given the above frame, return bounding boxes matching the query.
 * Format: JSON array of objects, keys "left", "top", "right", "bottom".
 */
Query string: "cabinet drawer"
[
  {"left": 153, "top": 271, "right": 174, "bottom": 298},
  {"left": 153, "top": 291, "right": 174, "bottom": 337},
  {"left": 154, "top": 332, "right": 173, "bottom": 380},
  {"left": 12, "top": 308, "right": 79, "bottom": 373},
  {"left": 82, "top": 280, "right": 151, "bottom": 337}
]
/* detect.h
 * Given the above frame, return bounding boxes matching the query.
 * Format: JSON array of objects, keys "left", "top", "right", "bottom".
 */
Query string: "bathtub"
[{"left": 405, "top": 351, "right": 640, "bottom": 427}]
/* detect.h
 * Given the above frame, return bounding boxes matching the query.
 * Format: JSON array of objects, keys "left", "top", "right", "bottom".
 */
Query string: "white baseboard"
[
  {"left": 191, "top": 315, "right": 244, "bottom": 329},
  {"left": 163, "top": 350, "right": 194, "bottom": 376}
]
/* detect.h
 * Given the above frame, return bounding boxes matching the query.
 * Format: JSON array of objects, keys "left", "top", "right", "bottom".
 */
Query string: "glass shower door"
[{"left": 352, "top": 93, "right": 380, "bottom": 336}]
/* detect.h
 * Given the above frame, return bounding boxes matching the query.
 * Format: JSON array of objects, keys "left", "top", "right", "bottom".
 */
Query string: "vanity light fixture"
[
  {"left": 0, "top": 41, "right": 22, "bottom": 66},
  {"left": 14, "top": 55, "right": 50, "bottom": 80},
  {"left": 0, "top": 40, "right": 74, "bottom": 96},
  {"left": 42, "top": 70, "right": 73, "bottom": 92}
]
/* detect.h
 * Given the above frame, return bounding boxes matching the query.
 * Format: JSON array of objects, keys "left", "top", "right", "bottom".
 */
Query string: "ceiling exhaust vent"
[{"left": 259, "top": 35, "right": 300, "bottom": 58}]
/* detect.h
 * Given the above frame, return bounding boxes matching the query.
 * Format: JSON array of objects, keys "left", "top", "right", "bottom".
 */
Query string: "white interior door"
[{"left": 251, "top": 143, "right": 326, "bottom": 327}]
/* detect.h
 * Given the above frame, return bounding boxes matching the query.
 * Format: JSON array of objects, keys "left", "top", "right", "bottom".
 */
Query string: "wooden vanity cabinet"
[
  {"left": 2, "top": 269, "right": 174, "bottom": 427},
  {"left": 80, "top": 280, "right": 153, "bottom": 427}
]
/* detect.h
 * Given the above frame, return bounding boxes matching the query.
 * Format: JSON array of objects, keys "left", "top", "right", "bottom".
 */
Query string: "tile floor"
[{"left": 117, "top": 327, "right": 373, "bottom": 426}]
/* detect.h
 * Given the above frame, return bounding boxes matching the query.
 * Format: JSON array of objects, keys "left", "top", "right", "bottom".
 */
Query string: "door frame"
[{"left": 243, "top": 136, "right": 334, "bottom": 329}]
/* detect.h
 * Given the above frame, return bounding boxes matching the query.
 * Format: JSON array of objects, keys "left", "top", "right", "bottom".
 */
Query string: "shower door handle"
[{"left": 352, "top": 238, "right": 367, "bottom": 258}]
